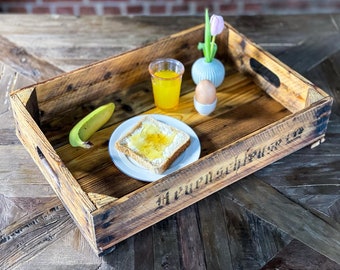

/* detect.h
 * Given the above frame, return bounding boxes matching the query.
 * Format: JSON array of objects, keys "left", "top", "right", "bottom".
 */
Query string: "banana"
[{"left": 69, "top": 102, "right": 115, "bottom": 148}]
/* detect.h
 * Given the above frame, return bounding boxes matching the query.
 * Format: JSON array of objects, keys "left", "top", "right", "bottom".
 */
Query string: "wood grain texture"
[
  {"left": 261, "top": 239, "right": 340, "bottom": 270},
  {"left": 0, "top": 14, "right": 339, "bottom": 269},
  {"left": 176, "top": 205, "right": 206, "bottom": 270},
  {"left": 221, "top": 176, "right": 340, "bottom": 264},
  {"left": 0, "top": 198, "right": 74, "bottom": 269}
]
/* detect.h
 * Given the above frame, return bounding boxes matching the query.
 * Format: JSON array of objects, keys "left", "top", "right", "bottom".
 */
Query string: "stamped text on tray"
[{"left": 156, "top": 127, "right": 305, "bottom": 208}]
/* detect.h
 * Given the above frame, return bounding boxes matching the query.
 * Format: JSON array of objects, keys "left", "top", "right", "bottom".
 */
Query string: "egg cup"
[{"left": 194, "top": 96, "right": 217, "bottom": 116}]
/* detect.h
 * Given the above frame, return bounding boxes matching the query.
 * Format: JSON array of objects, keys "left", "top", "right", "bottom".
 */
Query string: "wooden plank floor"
[{"left": 0, "top": 14, "right": 339, "bottom": 269}]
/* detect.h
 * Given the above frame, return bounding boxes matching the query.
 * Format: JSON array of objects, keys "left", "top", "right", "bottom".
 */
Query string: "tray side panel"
[
  {"left": 93, "top": 98, "right": 332, "bottom": 254},
  {"left": 33, "top": 25, "right": 216, "bottom": 124},
  {"left": 9, "top": 91, "right": 99, "bottom": 252},
  {"left": 225, "top": 23, "right": 328, "bottom": 113}
]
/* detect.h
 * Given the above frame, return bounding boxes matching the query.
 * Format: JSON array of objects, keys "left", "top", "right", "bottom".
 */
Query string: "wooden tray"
[{"left": 10, "top": 22, "right": 333, "bottom": 255}]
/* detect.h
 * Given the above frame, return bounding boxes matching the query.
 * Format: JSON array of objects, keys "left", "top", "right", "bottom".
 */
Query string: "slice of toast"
[{"left": 115, "top": 116, "right": 191, "bottom": 174}]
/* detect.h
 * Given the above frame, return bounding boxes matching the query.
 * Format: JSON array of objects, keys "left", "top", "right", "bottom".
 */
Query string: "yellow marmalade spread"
[{"left": 128, "top": 122, "right": 175, "bottom": 160}]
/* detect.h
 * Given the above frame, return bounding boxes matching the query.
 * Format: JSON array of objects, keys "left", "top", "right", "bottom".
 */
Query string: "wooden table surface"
[{"left": 0, "top": 14, "right": 339, "bottom": 269}]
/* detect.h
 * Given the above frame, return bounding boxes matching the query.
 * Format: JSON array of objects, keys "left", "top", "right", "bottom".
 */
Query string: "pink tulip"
[{"left": 210, "top": 15, "right": 224, "bottom": 36}]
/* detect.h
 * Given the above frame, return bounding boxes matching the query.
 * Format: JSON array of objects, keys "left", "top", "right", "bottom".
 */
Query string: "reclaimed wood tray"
[{"left": 10, "top": 22, "right": 333, "bottom": 255}]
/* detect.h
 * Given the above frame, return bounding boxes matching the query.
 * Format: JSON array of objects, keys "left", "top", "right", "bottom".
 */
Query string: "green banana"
[{"left": 69, "top": 102, "right": 115, "bottom": 148}]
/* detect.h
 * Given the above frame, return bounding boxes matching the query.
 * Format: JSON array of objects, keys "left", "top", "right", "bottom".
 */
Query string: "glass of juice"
[{"left": 149, "top": 58, "right": 185, "bottom": 110}]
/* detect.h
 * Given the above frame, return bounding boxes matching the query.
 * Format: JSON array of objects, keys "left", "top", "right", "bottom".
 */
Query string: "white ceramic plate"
[{"left": 108, "top": 114, "right": 201, "bottom": 182}]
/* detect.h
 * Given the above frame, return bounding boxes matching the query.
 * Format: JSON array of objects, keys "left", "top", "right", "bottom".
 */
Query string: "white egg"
[{"left": 195, "top": 80, "right": 217, "bottom": 105}]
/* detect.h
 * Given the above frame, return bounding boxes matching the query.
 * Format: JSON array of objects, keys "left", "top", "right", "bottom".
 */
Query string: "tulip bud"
[{"left": 210, "top": 15, "right": 224, "bottom": 36}]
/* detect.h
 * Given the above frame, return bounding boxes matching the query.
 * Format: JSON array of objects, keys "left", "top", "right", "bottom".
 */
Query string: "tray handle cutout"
[
  {"left": 250, "top": 58, "right": 280, "bottom": 88},
  {"left": 36, "top": 146, "right": 61, "bottom": 188}
]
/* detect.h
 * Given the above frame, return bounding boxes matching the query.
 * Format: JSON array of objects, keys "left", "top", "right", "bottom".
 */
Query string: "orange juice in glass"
[{"left": 149, "top": 58, "right": 185, "bottom": 110}]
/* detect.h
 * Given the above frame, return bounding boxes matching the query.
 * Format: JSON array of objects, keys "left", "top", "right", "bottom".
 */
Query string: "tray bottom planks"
[{"left": 53, "top": 66, "right": 291, "bottom": 202}]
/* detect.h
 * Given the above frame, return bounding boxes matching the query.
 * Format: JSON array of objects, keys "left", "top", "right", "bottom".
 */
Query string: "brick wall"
[{"left": 0, "top": 0, "right": 339, "bottom": 16}]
